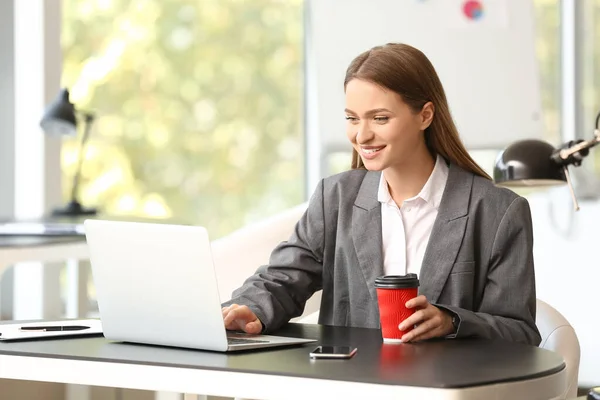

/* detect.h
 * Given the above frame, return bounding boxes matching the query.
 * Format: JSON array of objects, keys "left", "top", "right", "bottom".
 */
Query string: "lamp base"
[{"left": 51, "top": 200, "right": 98, "bottom": 217}]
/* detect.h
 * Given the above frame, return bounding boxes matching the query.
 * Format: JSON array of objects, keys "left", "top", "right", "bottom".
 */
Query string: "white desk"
[
  {"left": 0, "top": 236, "right": 89, "bottom": 320},
  {"left": 0, "top": 323, "right": 567, "bottom": 400},
  {"left": 0, "top": 237, "right": 88, "bottom": 269}
]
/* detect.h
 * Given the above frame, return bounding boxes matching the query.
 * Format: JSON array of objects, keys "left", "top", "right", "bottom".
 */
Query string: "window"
[
  {"left": 581, "top": 0, "right": 600, "bottom": 174},
  {"left": 62, "top": 0, "right": 305, "bottom": 238},
  {"left": 533, "top": 0, "right": 562, "bottom": 147}
]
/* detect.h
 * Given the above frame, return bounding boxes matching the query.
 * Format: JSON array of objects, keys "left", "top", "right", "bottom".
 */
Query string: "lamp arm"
[
  {"left": 552, "top": 123, "right": 600, "bottom": 212},
  {"left": 551, "top": 129, "right": 600, "bottom": 167},
  {"left": 70, "top": 112, "right": 95, "bottom": 203},
  {"left": 558, "top": 130, "right": 600, "bottom": 160}
]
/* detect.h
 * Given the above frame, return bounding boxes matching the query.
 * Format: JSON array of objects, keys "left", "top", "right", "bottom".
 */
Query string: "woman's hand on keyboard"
[{"left": 222, "top": 304, "right": 263, "bottom": 334}]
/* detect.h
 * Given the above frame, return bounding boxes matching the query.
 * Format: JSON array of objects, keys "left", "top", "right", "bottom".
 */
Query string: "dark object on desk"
[
  {"left": 40, "top": 88, "right": 98, "bottom": 217},
  {"left": 588, "top": 387, "right": 600, "bottom": 400},
  {"left": 494, "top": 109, "right": 600, "bottom": 211},
  {"left": 309, "top": 345, "right": 357, "bottom": 359},
  {"left": 0, "top": 324, "right": 565, "bottom": 389},
  {"left": 20, "top": 325, "right": 90, "bottom": 332},
  {"left": 0, "top": 319, "right": 102, "bottom": 341}
]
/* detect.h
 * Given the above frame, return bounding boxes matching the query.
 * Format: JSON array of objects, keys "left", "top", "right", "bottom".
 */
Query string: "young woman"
[{"left": 222, "top": 43, "right": 540, "bottom": 346}]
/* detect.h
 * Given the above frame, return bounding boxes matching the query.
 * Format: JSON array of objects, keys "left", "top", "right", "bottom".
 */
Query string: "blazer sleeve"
[
  {"left": 437, "top": 197, "right": 541, "bottom": 346},
  {"left": 221, "top": 180, "right": 326, "bottom": 333}
]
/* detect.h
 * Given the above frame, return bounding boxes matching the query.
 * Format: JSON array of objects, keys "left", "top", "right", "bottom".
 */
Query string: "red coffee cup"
[{"left": 375, "top": 274, "right": 420, "bottom": 343}]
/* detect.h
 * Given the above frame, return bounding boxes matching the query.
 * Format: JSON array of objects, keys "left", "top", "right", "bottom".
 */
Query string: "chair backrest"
[
  {"left": 536, "top": 299, "right": 580, "bottom": 399},
  {"left": 211, "top": 202, "right": 321, "bottom": 319}
]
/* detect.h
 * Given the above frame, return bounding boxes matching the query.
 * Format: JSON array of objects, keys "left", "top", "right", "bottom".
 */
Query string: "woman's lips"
[{"left": 360, "top": 146, "right": 385, "bottom": 159}]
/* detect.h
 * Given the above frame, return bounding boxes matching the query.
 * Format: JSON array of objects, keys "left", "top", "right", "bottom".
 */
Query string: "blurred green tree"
[
  {"left": 582, "top": 0, "right": 600, "bottom": 173},
  {"left": 533, "top": 0, "right": 561, "bottom": 146},
  {"left": 62, "top": 0, "right": 304, "bottom": 238}
]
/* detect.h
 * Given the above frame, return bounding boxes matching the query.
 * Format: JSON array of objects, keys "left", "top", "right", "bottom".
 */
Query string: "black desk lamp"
[
  {"left": 40, "top": 88, "right": 98, "bottom": 217},
  {"left": 494, "top": 111, "right": 600, "bottom": 210}
]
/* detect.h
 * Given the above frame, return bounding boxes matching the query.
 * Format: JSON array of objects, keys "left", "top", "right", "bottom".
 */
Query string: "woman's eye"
[
  {"left": 374, "top": 116, "right": 389, "bottom": 123},
  {"left": 345, "top": 116, "right": 358, "bottom": 122}
]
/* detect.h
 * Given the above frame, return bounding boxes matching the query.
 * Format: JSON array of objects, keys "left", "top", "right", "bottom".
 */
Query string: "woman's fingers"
[
  {"left": 401, "top": 317, "right": 437, "bottom": 342},
  {"left": 399, "top": 309, "right": 427, "bottom": 331},
  {"left": 244, "top": 319, "right": 263, "bottom": 334},
  {"left": 222, "top": 304, "right": 262, "bottom": 333},
  {"left": 399, "top": 303, "right": 453, "bottom": 342},
  {"left": 221, "top": 305, "right": 232, "bottom": 318},
  {"left": 404, "top": 295, "right": 428, "bottom": 309},
  {"left": 404, "top": 326, "right": 441, "bottom": 343},
  {"left": 223, "top": 305, "right": 249, "bottom": 327},
  {"left": 397, "top": 296, "right": 445, "bottom": 342}
]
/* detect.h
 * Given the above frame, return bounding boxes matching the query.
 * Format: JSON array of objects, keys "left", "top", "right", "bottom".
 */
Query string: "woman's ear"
[{"left": 420, "top": 102, "right": 435, "bottom": 130}]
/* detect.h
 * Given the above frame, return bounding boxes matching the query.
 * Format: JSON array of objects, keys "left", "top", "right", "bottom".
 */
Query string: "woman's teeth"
[{"left": 362, "top": 147, "right": 383, "bottom": 154}]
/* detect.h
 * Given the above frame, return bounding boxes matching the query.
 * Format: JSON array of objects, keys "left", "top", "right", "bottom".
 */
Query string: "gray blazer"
[{"left": 225, "top": 163, "right": 541, "bottom": 346}]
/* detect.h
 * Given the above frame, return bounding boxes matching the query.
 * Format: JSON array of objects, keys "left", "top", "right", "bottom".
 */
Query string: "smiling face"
[{"left": 345, "top": 78, "right": 433, "bottom": 172}]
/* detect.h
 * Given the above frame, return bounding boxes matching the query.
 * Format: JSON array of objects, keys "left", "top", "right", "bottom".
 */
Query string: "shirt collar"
[{"left": 377, "top": 154, "right": 449, "bottom": 209}]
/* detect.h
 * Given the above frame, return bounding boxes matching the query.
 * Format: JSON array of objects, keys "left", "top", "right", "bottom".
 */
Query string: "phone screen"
[
  {"left": 313, "top": 346, "right": 353, "bottom": 355},
  {"left": 310, "top": 346, "right": 357, "bottom": 359}
]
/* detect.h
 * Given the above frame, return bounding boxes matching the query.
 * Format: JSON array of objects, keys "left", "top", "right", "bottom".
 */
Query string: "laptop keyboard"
[{"left": 227, "top": 337, "right": 270, "bottom": 345}]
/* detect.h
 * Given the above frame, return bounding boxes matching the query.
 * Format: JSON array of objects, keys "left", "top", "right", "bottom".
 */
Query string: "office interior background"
[{"left": 0, "top": 0, "right": 599, "bottom": 399}]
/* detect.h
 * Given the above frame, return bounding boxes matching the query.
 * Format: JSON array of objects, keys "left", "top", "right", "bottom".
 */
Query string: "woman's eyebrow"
[
  {"left": 365, "top": 108, "right": 392, "bottom": 115},
  {"left": 344, "top": 108, "right": 393, "bottom": 116}
]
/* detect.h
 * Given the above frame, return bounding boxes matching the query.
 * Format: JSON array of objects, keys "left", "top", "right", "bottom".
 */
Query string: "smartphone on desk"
[{"left": 309, "top": 346, "right": 357, "bottom": 359}]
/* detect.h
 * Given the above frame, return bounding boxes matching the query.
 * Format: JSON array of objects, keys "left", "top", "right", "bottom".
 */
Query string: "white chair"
[
  {"left": 295, "top": 310, "right": 320, "bottom": 324},
  {"left": 210, "top": 204, "right": 323, "bottom": 400},
  {"left": 536, "top": 299, "right": 580, "bottom": 400},
  {"left": 211, "top": 202, "right": 321, "bottom": 320}
]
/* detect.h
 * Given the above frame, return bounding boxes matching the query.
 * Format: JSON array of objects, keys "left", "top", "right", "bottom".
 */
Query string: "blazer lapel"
[
  {"left": 352, "top": 171, "right": 384, "bottom": 304},
  {"left": 419, "top": 164, "right": 473, "bottom": 303}
]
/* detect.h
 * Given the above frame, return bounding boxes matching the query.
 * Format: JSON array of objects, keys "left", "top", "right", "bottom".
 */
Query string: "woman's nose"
[{"left": 355, "top": 122, "right": 374, "bottom": 144}]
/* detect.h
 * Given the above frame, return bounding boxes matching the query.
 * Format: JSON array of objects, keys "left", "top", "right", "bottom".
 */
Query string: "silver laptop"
[{"left": 84, "top": 219, "right": 316, "bottom": 352}]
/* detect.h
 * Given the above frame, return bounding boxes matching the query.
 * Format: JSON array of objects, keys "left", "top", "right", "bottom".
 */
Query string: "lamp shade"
[
  {"left": 40, "top": 88, "right": 77, "bottom": 137},
  {"left": 494, "top": 139, "right": 566, "bottom": 187}
]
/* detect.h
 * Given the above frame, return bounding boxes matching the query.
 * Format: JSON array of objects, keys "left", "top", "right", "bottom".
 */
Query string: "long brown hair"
[{"left": 344, "top": 43, "right": 490, "bottom": 179}]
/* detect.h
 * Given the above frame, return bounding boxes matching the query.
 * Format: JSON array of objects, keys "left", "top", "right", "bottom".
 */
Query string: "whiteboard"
[{"left": 305, "top": 0, "right": 543, "bottom": 155}]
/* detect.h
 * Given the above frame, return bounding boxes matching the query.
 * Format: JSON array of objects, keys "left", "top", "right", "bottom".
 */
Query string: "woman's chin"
[{"left": 361, "top": 159, "right": 386, "bottom": 171}]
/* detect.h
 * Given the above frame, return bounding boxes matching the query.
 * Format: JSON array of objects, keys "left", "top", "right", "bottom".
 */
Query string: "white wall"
[
  {"left": 528, "top": 189, "right": 600, "bottom": 386},
  {"left": 305, "top": 0, "right": 543, "bottom": 188},
  {"left": 0, "top": 0, "right": 15, "bottom": 219}
]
